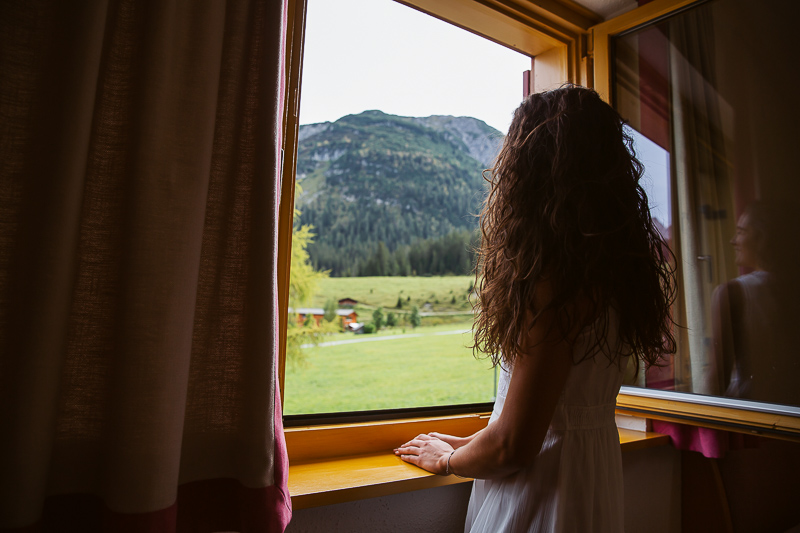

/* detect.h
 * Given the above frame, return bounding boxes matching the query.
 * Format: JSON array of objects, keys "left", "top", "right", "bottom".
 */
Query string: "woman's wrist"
[
  {"left": 445, "top": 450, "right": 456, "bottom": 476},
  {"left": 445, "top": 449, "right": 467, "bottom": 478}
]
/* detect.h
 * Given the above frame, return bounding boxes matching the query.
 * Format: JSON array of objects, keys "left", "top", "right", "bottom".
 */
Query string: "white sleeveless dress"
[{"left": 464, "top": 320, "right": 626, "bottom": 533}]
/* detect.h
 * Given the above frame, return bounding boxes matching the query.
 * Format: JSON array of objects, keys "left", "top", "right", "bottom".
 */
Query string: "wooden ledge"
[
  {"left": 289, "top": 427, "right": 668, "bottom": 509},
  {"left": 618, "top": 428, "right": 670, "bottom": 452},
  {"left": 285, "top": 413, "right": 491, "bottom": 464},
  {"left": 616, "top": 393, "right": 800, "bottom": 441},
  {"left": 289, "top": 452, "right": 471, "bottom": 510}
]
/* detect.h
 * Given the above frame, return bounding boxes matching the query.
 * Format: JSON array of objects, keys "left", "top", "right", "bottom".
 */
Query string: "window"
[
  {"left": 608, "top": 0, "right": 800, "bottom": 414},
  {"left": 283, "top": 0, "right": 532, "bottom": 417}
]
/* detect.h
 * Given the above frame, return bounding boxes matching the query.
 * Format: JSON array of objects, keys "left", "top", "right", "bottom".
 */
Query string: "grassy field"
[
  {"left": 310, "top": 275, "right": 475, "bottom": 312},
  {"left": 283, "top": 319, "right": 497, "bottom": 415}
]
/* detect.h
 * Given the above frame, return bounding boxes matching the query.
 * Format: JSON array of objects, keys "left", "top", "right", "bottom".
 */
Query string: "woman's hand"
[
  {"left": 394, "top": 434, "right": 455, "bottom": 475},
  {"left": 427, "top": 432, "right": 475, "bottom": 450}
]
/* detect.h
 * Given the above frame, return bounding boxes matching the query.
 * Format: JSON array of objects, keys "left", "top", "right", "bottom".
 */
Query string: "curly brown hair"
[{"left": 472, "top": 86, "right": 676, "bottom": 370}]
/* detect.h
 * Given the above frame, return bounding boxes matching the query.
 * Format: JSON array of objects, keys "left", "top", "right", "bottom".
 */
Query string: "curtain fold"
[
  {"left": 669, "top": 4, "right": 734, "bottom": 396},
  {"left": 0, "top": 0, "right": 291, "bottom": 530}
]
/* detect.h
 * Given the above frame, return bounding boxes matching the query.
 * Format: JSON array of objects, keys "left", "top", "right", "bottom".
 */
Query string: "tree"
[
  {"left": 372, "top": 307, "right": 384, "bottom": 331},
  {"left": 289, "top": 223, "right": 326, "bottom": 306},
  {"left": 286, "top": 184, "right": 335, "bottom": 365},
  {"left": 323, "top": 298, "right": 337, "bottom": 323},
  {"left": 409, "top": 305, "right": 421, "bottom": 329},
  {"left": 386, "top": 312, "right": 396, "bottom": 328}
]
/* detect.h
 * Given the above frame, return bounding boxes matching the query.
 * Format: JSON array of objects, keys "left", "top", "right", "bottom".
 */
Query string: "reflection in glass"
[
  {"left": 711, "top": 202, "right": 797, "bottom": 404},
  {"left": 613, "top": 0, "right": 800, "bottom": 406}
]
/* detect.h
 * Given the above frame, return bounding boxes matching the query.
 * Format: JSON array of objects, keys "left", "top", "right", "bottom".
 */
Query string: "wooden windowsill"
[
  {"left": 289, "top": 452, "right": 470, "bottom": 510},
  {"left": 288, "top": 424, "right": 668, "bottom": 510},
  {"left": 616, "top": 392, "right": 800, "bottom": 441}
]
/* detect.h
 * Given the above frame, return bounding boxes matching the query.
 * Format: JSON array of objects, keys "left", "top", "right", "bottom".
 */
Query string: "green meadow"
[
  {"left": 286, "top": 274, "right": 495, "bottom": 415},
  {"left": 310, "top": 275, "right": 475, "bottom": 312},
  {"left": 283, "top": 319, "right": 497, "bottom": 415}
]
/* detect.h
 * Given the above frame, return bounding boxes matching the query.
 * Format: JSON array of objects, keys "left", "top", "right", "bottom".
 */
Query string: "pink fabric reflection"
[{"left": 651, "top": 421, "right": 759, "bottom": 459}]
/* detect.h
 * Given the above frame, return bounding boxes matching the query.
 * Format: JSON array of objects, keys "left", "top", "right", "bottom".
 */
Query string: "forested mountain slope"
[{"left": 295, "top": 110, "right": 503, "bottom": 276}]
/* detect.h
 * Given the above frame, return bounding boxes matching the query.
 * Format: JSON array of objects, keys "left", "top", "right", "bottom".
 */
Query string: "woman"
[
  {"left": 712, "top": 204, "right": 771, "bottom": 398},
  {"left": 395, "top": 86, "right": 676, "bottom": 532},
  {"left": 712, "top": 202, "right": 795, "bottom": 404}
]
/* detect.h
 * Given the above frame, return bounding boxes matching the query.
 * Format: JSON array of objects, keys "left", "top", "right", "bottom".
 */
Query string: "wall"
[
  {"left": 287, "top": 483, "right": 473, "bottom": 533},
  {"left": 623, "top": 444, "right": 681, "bottom": 533},
  {"left": 718, "top": 438, "right": 800, "bottom": 532}
]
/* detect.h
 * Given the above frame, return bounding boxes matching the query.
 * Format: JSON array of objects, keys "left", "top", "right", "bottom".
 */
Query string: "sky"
[
  {"left": 299, "top": 0, "right": 532, "bottom": 133},
  {"left": 629, "top": 128, "right": 671, "bottom": 229}
]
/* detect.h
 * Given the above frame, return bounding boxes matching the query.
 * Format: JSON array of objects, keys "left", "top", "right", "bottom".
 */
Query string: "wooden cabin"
[
  {"left": 338, "top": 297, "right": 358, "bottom": 308},
  {"left": 292, "top": 307, "right": 358, "bottom": 328}
]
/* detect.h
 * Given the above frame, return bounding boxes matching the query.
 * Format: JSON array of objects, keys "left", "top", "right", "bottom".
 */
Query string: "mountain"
[
  {"left": 295, "top": 110, "right": 503, "bottom": 276},
  {"left": 409, "top": 115, "right": 501, "bottom": 168}
]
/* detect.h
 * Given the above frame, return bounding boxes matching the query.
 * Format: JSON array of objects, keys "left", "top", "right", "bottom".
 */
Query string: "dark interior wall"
[
  {"left": 719, "top": 438, "right": 800, "bottom": 533},
  {"left": 287, "top": 483, "right": 473, "bottom": 533}
]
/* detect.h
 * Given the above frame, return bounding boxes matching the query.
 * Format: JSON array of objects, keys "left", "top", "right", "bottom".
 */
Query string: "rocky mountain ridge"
[{"left": 294, "top": 111, "right": 503, "bottom": 276}]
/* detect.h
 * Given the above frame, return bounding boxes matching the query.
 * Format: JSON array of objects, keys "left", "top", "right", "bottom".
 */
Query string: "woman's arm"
[
  {"left": 711, "top": 283, "right": 731, "bottom": 395},
  {"left": 395, "top": 284, "right": 579, "bottom": 479},
  {"left": 712, "top": 280, "right": 744, "bottom": 396},
  {"left": 426, "top": 430, "right": 483, "bottom": 450}
]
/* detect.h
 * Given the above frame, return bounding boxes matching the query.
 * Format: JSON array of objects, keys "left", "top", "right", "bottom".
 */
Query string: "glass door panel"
[{"left": 611, "top": 0, "right": 800, "bottom": 407}]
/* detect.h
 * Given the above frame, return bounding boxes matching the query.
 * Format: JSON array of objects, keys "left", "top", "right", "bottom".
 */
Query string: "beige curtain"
[
  {"left": 0, "top": 0, "right": 291, "bottom": 530},
  {"left": 668, "top": 4, "right": 735, "bottom": 396}
]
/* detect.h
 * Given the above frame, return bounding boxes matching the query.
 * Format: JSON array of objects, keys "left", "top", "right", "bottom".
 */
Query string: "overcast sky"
[
  {"left": 631, "top": 129, "right": 671, "bottom": 229},
  {"left": 299, "top": 0, "right": 532, "bottom": 133}
]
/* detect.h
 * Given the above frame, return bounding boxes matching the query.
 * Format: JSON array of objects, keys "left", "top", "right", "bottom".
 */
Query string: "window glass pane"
[
  {"left": 284, "top": 0, "right": 531, "bottom": 415},
  {"left": 613, "top": 0, "right": 800, "bottom": 406}
]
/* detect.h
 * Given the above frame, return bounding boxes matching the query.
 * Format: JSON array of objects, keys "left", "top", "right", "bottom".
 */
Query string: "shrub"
[
  {"left": 372, "top": 307, "right": 384, "bottom": 330},
  {"left": 324, "top": 298, "right": 337, "bottom": 322},
  {"left": 409, "top": 306, "right": 421, "bottom": 328}
]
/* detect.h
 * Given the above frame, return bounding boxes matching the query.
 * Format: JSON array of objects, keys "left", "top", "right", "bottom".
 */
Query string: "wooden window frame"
[{"left": 278, "top": 1, "right": 800, "bottom": 496}]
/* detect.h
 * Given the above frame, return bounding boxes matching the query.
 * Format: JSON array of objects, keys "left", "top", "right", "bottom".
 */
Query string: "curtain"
[
  {"left": 668, "top": 4, "right": 734, "bottom": 397},
  {"left": 0, "top": 0, "right": 291, "bottom": 531},
  {"left": 657, "top": 4, "right": 745, "bottom": 460}
]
